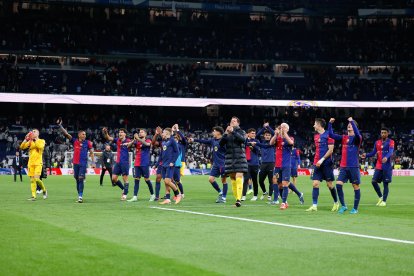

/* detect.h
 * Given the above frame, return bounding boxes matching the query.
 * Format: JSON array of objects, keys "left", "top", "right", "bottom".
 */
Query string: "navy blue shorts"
[
  {"left": 162, "top": 166, "right": 174, "bottom": 179},
  {"left": 113, "top": 163, "right": 129, "bottom": 176},
  {"left": 156, "top": 165, "right": 163, "bottom": 176},
  {"left": 337, "top": 167, "right": 361, "bottom": 184},
  {"left": 73, "top": 164, "right": 87, "bottom": 179},
  {"left": 134, "top": 166, "right": 150, "bottom": 179},
  {"left": 312, "top": 163, "right": 335, "bottom": 182},
  {"left": 173, "top": 167, "right": 181, "bottom": 182},
  {"left": 373, "top": 169, "right": 392, "bottom": 183},
  {"left": 210, "top": 164, "right": 226, "bottom": 178},
  {"left": 290, "top": 167, "right": 298, "bottom": 178},
  {"left": 273, "top": 167, "right": 290, "bottom": 183}
]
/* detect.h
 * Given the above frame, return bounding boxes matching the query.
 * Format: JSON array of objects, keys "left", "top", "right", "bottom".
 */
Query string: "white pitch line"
[{"left": 151, "top": 207, "right": 414, "bottom": 245}]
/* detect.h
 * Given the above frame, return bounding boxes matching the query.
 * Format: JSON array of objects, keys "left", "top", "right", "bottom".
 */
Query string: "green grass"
[{"left": 1, "top": 175, "right": 413, "bottom": 275}]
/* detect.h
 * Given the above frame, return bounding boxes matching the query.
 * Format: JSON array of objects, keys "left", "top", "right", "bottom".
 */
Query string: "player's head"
[
  {"left": 212, "top": 126, "right": 224, "bottom": 138},
  {"left": 247, "top": 128, "right": 256, "bottom": 139},
  {"left": 78, "top": 130, "right": 86, "bottom": 141},
  {"left": 314, "top": 118, "right": 326, "bottom": 132},
  {"left": 381, "top": 128, "right": 390, "bottom": 139},
  {"left": 105, "top": 144, "right": 111, "bottom": 151},
  {"left": 15, "top": 151, "right": 19, "bottom": 156},
  {"left": 280, "top": 123, "right": 289, "bottom": 133},
  {"left": 347, "top": 120, "right": 358, "bottom": 135},
  {"left": 230, "top": 116, "right": 240, "bottom": 127},
  {"left": 31, "top": 129, "right": 39, "bottom": 139},
  {"left": 162, "top": 128, "right": 172, "bottom": 139},
  {"left": 263, "top": 130, "right": 272, "bottom": 141},
  {"left": 119, "top": 128, "right": 127, "bottom": 139},
  {"left": 139, "top": 129, "right": 147, "bottom": 139}
]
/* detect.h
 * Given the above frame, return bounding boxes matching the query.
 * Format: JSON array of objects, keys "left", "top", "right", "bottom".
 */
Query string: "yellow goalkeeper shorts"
[
  {"left": 28, "top": 165, "right": 42, "bottom": 177},
  {"left": 180, "top": 162, "right": 186, "bottom": 176}
]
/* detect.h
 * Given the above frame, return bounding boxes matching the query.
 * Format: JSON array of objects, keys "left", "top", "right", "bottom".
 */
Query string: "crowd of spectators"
[
  {"left": 1, "top": 10, "right": 414, "bottom": 62},
  {"left": 1, "top": 61, "right": 413, "bottom": 101},
  {"left": 1, "top": 106, "right": 413, "bottom": 170}
]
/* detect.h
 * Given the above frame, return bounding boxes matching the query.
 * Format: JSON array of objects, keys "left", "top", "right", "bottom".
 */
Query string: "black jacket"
[
  {"left": 12, "top": 156, "right": 23, "bottom": 169},
  {"left": 101, "top": 150, "right": 114, "bottom": 168},
  {"left": 220, "top": 126, "right": 248, "bottom": 173}
]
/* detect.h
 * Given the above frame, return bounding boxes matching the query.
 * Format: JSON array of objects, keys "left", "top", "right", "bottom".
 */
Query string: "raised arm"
[
  {"left": 327, "top": 118, "right": 343, "bottom": 141},
  {"left": 177, "top": 130, "right": 187, "bottom": 146},
  {"left": 348, "top": 118, "right": 362, "bottom": 145},
  {"left": 102, "top": 127, "right": 114, "bottom": 142},
  {"left": 58, "top": 123, "right": 72, "bottom": 141},
  {"left": 151, "top": 127, "right": 162, "bottom": 147},
  {"left": 232, "top": 129, "right": 246, "bottom": 144}
]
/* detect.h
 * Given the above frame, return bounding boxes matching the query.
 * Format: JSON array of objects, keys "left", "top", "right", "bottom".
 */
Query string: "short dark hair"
[
  {"left": 119, "top": 128, "right": 127, "bottom": 134},
  {"left": 247, "top": 128, "right": 256, "bottom": 133},
  {"left": 212, "top": 126, "right": 224, "bottom": 134},
  {"left": 263, "top": 130, "right": 271, "bottom": 135},
  {"left": 140, "top": 129, "right": 147, "bottom": 134},
  {"left": 381, "top": 127, "right": 390, "bottom": 133},
  {"left": 315, "top": 118, "right": 326, "bottom": 128},
  {"left": 231, "top": 116, "right": 240, "bottom": 123}
]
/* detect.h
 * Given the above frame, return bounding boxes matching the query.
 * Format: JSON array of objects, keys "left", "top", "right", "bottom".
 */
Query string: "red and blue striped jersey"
[
  {"left": 134, "top": 139, "right": 151, "bottom": 166},
  {"left": 328, "top": 121, "right": 362, "bottom": 168},
  {"left": 115, "top": 138, "right": 131, "bottom": 164},
  {"left": 366, "top": 139, "right": 395, "bottom": 170},
  {"left": 290, "top": 148, "right": 301, "bottom": 168},
  {"left": 71, "top": 138, "right": 92, "bottom": 165},
  {"left": 314, "top": 132, "right": 334, "bottom": 165},
  {"left": 275, "top": 136, "right": 294, "bottom": 168}
]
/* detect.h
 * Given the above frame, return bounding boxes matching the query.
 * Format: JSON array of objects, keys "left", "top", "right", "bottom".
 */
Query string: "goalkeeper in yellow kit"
[{"left": 20, "top": 129, "right": 48, "bottom": 201}]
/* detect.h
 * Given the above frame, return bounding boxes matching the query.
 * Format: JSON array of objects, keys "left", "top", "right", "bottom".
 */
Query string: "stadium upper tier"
[{"left": 1, "top": 10, "right": 414, "bottom": 63}]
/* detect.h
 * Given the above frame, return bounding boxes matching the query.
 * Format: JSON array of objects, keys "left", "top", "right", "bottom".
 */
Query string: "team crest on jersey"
[
  {"left": 163, "top": 145, "right": 167, "bottom": 150},
  {"left": 346, "top": 139, "right": 349, "bottom": 143},
  {"left": 214, "top": 146, "right": 218, "bottom": 152}
]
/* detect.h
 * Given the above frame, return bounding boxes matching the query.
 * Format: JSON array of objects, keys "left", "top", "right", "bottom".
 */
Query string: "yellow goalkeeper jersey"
[{"left": 20, "top": 139, "right": 45, "bottom": 166}]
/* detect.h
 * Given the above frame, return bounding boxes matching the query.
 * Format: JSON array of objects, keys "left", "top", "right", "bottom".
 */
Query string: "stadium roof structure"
[{"left": 1, "top": 93, "right": 413, "bottom": 108}]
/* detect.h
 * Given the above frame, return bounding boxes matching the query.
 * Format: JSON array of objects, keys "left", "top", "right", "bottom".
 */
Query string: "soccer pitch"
[{"left": 1, "top": 175, "right": 413, "bottom": 275}]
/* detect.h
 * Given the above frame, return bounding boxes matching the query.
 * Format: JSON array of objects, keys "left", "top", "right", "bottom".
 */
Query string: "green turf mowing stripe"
[{"left": 151, "top": 207, "right": 414, "bottom": 245}]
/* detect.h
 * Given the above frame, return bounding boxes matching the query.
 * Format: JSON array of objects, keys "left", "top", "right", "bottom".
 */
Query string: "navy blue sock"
[
  {"left": 165, "top": 193, "right": 171, "bottom": 199},
  {"left": 371, "top": 181, "right": 383, "bottom": 198},
  {"left": 312, "top": 187, "right": 319, "bottom": 205},
  {"left": 173, "top": 189, "right": 180, "bottom": 196},
  {"left": 133, "top": 179, "right": 140, "bottom": 196},
  {"left": 155, "top": 181, "right": 161, "bottom": 197},
  {"left": 145, "top": 180, "right": 154, "bottom": 195},
  {"left": 354, "top": 189, "right": 361, "bottom": 210},
  {"left": 248, "top": 184, "right": 252, "bottom": 190},
  {"left": 336, "top": 184, "right": 345, "bottom": 206},
  {"left": 329, "top": 187, "right": 338, "bottom": 203},
  {"left": 272, "top": 184, "right": 279, "bottom": 201},
  {"left": 211, "top": 181, "right": 221, "bottom": 193},
  {"left": 116, "top": 180, "right": 124, "bottom": 190},
  {"left": 288, "top": 183, "right": 301, "bottom": 197},
  {"left": 282, "top": 186, "right": 289, "bottom": 203},
  {"left": 76, "top": 179, "right": 80, "bottom": 193},
  {"left": 279, "top": 188, "right": 283, "bottom": 198},
  {"left": 222, "top": 183, "right": 228, "bottom": 197},
  {"left": 177, "top": 182, "right": 184, "bottom": 194},
  {"left": 78, "top": 179, "right": 84, "bottom": 197},
  {"left": 383, "top": 182, "right": 389, "bottom": 202},
  {"left": 123, "top": 182, "right": 129, "bottom": 195}
]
